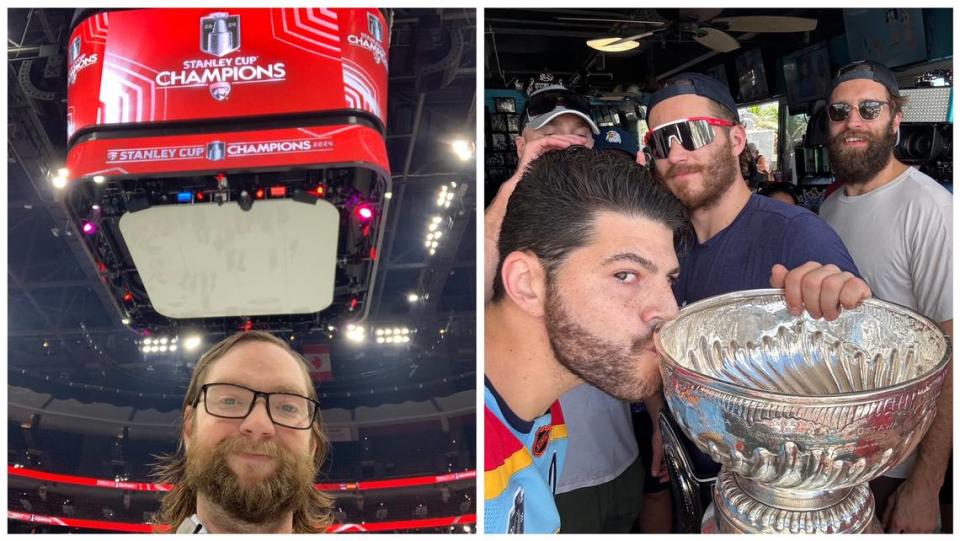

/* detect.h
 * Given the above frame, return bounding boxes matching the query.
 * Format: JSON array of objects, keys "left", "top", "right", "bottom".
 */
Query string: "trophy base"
[{"left": 712, "top": 469, "right": 875, "bottom": 534}]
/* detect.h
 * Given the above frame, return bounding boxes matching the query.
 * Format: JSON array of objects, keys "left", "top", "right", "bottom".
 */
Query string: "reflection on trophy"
[{"left": 654, "top": 289, "right": 950, "bottom": 534}]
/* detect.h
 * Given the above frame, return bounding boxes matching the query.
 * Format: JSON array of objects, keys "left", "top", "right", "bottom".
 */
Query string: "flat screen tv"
[
  {"left": 736, "top": 48, "right": 769, "bottom": 102},
  {"left": 843, "top": 8, "right": 927, "bottom": 68},
  {"left": 783, "top": 42, "right": 832, "bottom": 107}
]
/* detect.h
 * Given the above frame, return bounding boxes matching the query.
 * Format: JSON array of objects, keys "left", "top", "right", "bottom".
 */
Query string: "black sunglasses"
[
  {"left": 523, "top": 89, "right": 592, "bottom": 120},
  {"left": 827, "top": 100, "right": 889, "bottom": 122}
]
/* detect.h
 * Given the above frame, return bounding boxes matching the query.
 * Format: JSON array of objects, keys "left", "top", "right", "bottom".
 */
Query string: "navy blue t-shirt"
[
  {"left": 670, "top": 194, "right": 860, "bottom": 476},
  {"left": 673, "top": 194, "right": 860, "bottom": 307}
]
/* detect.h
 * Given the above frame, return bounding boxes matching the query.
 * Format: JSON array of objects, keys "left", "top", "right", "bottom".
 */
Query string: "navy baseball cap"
[
  {"left": 594, "top": 127, "right": 639, "bottom": 157},
  {"left": 829, "top": 60, "right": 901, "bottom": 98},
  {"left": 647, "top": 72, "right": 740, "bottom": 123}
]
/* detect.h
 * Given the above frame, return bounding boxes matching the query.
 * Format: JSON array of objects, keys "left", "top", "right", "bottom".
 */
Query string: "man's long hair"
[{"left": 151, "top": 330, "right": 334, "bottom": 532}]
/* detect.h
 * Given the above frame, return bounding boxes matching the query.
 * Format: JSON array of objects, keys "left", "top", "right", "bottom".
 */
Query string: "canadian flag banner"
[{"left": 302, "top": 343, "right": 333, "bottom": 383}]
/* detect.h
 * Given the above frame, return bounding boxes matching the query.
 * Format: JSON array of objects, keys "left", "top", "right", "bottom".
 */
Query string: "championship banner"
[
  {"left": 67, "top": 8, "right": 389, "bottom": 141},
  {"left": 65, "top": 8, "right": 390, "bottom": 184},
  {"left": 65, "top": 123, "right": 388, "bottom": 181}
]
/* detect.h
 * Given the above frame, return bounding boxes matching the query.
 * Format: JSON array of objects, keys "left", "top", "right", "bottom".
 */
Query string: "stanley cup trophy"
[{"left": 654, "top": 289, "right": 950, "bottom": 534}]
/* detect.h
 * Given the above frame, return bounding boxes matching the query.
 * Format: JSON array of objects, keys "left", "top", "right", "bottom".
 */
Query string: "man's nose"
[
  {"left": 666, "top": 137, "right": 690, "bottom": 165},
  {"left": 642, "top": 283, "right": 680, "bottom": 328},
  {"left": 842, "top": 107, "right": 867, "bottom": 129},
  {"left": 239, "top": 397, "right": 276, "bottom": 437}
]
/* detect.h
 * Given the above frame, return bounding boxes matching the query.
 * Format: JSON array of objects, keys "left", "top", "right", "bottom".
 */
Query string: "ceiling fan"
[{"left": 562, "top": 9, "right": 818, "bottom": 53}]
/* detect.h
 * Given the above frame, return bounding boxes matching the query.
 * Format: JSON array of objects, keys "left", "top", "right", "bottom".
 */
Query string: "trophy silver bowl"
[{"left": 654, "top": 289, "right": 950, "bottom": 534}]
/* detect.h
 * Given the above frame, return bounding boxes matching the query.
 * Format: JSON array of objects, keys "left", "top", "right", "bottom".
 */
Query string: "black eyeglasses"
[
  {"left": 827, "top": 100, "right": 889, "bottom": 122},
  {"left": 194, "top": 383, "right": 319, "bottom": 430}
]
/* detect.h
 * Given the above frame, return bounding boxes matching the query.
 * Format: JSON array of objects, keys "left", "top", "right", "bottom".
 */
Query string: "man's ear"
[
  {"left": 515, "top": 134, "right": 527, "bottom": 158},
  {"left": 500, "top": 251, "right": 549, "bottom": 318},
  {"left": 729, "top": 124, "right": 747, "bottom": 156},
  {"left": 891, "top": 110, "right": 903, "bottom": 138},
  {"left": 182, "top": 406, "right": 195, "bottom": 451}
]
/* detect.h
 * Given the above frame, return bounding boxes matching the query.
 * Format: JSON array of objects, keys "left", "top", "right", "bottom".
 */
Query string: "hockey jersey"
[{"left": 484, "top": 380, "right": 568, "bottom": 533}]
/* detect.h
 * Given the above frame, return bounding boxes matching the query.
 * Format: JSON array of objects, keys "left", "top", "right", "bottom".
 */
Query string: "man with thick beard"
[
  {"left": 644, "top": 73, "right": 865, "bottom": 509},
  {"left": 152, "top": 331, "right": 333, "bottom": 533},
  {"left": 488, "top": 87, "right": 655, "bottom": 535},
  {"left": 819, "top": 60, "right": 953, "bottom": 533},
  {"left": 483, "top": 147, "right": 871, "bottom": 533}
]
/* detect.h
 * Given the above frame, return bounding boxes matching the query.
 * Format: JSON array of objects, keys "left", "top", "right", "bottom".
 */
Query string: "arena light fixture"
[
  {"left": 354, "top": 203, "right": 375, "bottom": 222},
  {"left": 51, "top": 172, "right": 68, "bottom": 189},
  {"left": 451, "top": 139, "right": 475, "bottom": 161},
  {"left": 345, "top": 323, "right": 366, "bottom": 343},
  {"left": 142, "top": 335, "right": 181, "bottom": 356},
  {"left": 372, "top": 326, "right": 413, "bottom": 346},
  {"left": 183, "top": 335, "right": 202, "bottom": 351}
]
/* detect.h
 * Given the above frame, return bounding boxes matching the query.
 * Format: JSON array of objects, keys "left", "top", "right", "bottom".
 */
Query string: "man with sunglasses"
[
  {"left": 152, "top": 330, "right": 333, "bottom": 533},
  {"left": 645, "top": 72, "right": 861, "bottom": 309},
  {"left": 819, "top": 60, "right": 953, "bottom": 534},
  {"left": 643, "top": 73, "right": 866, "bottom": 517}
]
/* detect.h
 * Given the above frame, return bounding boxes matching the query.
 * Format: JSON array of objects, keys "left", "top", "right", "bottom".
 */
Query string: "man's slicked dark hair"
[{"left": 491, "top": 147, "right": 687, "bottom": 302}]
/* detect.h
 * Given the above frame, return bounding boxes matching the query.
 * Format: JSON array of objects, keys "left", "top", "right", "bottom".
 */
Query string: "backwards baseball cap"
[
  {"left": 647, "top": 72, "right": 740, "bottom": 123},
  {"left": 594, "top": 127, "right": 639, "bottom": 157},
  {"left": 521, "top": 85, "right": 600, "bottom": 135},
  {"left": 828, "top": 60, "right": 900, "bottom": 98}
]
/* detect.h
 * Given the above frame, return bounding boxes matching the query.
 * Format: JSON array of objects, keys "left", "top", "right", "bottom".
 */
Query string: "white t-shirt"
[
  {"left": 820, "top": 165, "right": 952, "bottom": 478},
  {"left": 556, "top": 383, "right": 638, "bottom": 493}
]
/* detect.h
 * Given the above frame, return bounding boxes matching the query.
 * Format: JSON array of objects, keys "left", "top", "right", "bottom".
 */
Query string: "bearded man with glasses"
[
  {"left": 152, "top": 330, "right": 333, "bottom": 533},
  {"left": 819, "top": 60, "right": 953, "bottom": 534}
]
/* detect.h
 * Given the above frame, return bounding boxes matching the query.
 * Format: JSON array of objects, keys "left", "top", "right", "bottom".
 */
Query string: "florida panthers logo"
[{"left": 209, "top": 81, "right": 232, "bottom": 101}]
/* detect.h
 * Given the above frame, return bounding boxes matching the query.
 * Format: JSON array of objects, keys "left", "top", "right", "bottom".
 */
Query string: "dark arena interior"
[{"left": 8, "top": 8, "right": 477, "bottom": 534}]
